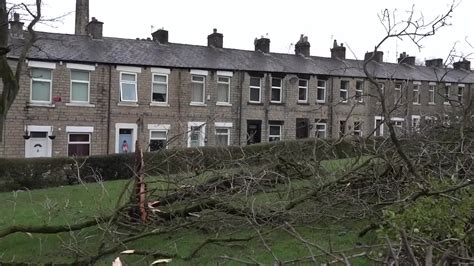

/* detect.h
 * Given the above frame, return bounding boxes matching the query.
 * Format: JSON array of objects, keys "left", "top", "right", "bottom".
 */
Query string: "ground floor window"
[
  {"left": 149, "top": 130, "right": 167, "bottom": 151},
  {"left": 353, "top": 121, "right": 362, "bottom": 136},
  {"left": 374, "top": 116, "right": 384, "bottom": 137},
  {"left": 68, "top": 133, "right": 90, "bottom": 156},
  {"left": 188, "top": 122, "right": 206, "bottom": 147},
  {"left": 215, "top": 128, "right": 230, "bottom": 146},
  {"left": 268, "top": 124, "right": 282, "bottom": 142},
  {"left": 315, "top": 121, "right": 327, "bottom": 138}
]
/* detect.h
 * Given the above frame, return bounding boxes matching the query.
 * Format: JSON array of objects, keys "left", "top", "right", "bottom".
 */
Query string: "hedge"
[{"left": 0, "top": 138, "right": 363, "bottom": 192}]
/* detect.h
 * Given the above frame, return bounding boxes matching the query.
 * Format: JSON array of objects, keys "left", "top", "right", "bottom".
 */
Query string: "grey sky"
[{"left": 15, "top": 0, "right": 474, "bottom": 63}]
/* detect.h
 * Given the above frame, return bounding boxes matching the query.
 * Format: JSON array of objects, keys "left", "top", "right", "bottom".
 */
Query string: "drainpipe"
[
  {"left": 106, "top": 65, "right": 112, "bottom": 154},
  {"left": 328, "top": 77, "right": 334, "bottom": 137},
  {"left": 238, "top": 71, "right": 244, "bottom": 145}
]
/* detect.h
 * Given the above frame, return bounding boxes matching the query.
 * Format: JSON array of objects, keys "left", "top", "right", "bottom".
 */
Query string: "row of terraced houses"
[{"left": 1, "top": 0, "right": 472, "bottom": 158}]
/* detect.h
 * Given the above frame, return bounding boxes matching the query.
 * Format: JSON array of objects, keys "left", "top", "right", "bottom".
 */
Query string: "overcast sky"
[{"left": 14, "top": 0, "right": 474, "bottom": 64}]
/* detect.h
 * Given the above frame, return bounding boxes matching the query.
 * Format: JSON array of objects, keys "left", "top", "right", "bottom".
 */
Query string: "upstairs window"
[
  {"left": 394, "top": 83, "right": 403, "bottom": 104},
  {"left": 316, "top": 80, "right": 326, "bottom": 103},
  {"left": 340, "top": 80, "right": 349, "bottom": 103},
  {"left": 70, "top": 70, "right": 90, "bottom": 103},
  {"left": 217, "top": 76, "right": 230, "bottom": 104},
  {"left": 298, "top": 79, "right": 308, "bottom": 103},
  {"left": 249, "top": 77, "right": 261, "bottom": 103},
  {"left": 149, "top": 130, "right": 168, "bottom": 151},
  {"left": 457, "top": 85, "right": 464, "bottom": 103},
  {"left": 152, "top": 74, "right": 168, "bottom": 103},
  {"left": 443, "top": 84, "right": 450, "bottom": 105},
  {"left": 120, "top": 72, "right": 137, "bottom": 102},
  {"left": 355, "top": 81, "right": 364, "bottom": 103},
  {"left": 31, "top": 68, "right": 52, "bottom": 103},
  {"left": 428, "top": 84, "right": 436, "bottom": 104},
  {"left": 271, "top": 78, "right": 282, "bottom": 103},
  {"left": 413, "top": 83, "right": 420, "bottom": 104},
  {"left": 191, "top": 75, "right": 205, "bottom": 104}
]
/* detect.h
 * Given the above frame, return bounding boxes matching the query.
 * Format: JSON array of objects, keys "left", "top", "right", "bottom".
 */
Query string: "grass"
[{"left": 0, "top": 157, "right": 375, "bottom": 265}]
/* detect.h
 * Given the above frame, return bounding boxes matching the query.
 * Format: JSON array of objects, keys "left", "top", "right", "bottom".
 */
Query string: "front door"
[
  {"left": 247, "top": 120, "right": 262, "bottom": 145},
  {"left": 25, "top": 132, "right": 52, "bottom": 158},
  {"left": 118, "top": 128, "right": 134, "bottom": 153}
]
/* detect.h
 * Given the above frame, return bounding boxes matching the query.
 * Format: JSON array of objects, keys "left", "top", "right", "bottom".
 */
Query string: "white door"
[{"left": 25, "top": 132, "right": 52, "bottom": 158}]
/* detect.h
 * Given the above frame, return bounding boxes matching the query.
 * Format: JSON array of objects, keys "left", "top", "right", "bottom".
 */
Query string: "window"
[
  {"left": 217, "top": 76, "right": 230, "bottom": 103},
  {"left": 249, "top": 77, "right": 261, "bottom": 103},
  {"left": 394, "top": 83, "right": 403, "bottom": 104},
  {"left": 188, "top": 122, "right": 205, "bottom": 147},
  {"left": 412, "top": 84, "right": 420, "bottom": 104},
  {"left": 68, "top": 133, "right": 90, "bottom": 156},
  {"left": 271, "top": 78, "right": 282, "bottom": 103},
  {"left": 70, "top": 70, "right": 90, "bottom": 103},
  {"left": 315, "top": 121, "right": 326, "bottom": 138},
  {"left": 353, "top": 121, "right": 362, "bottom": 136},
  {"left": 377, "top": 82, "right": 385, "bottom": 103},
  {"left": 428, "top": 84, "right": 435, "bottom": 104},
  {"left": 215, "top": 128, "right": 230, "bottom": 146},
  {"left": 191, "top": 75, "right": 205, "bottom": 104},
  {"left": 374, "top": 116, "right": 384, "bottom": 137},
  {"left": 152, "top": 74, "right": 168, "bottom": 103},
  {"left": 391, "top": 118, "right": 405, "bottom": 135},
  {"left": 339, "top": 120, "right": 346, "bottom": 137},
  {"left": 412, "top": 115, "right": 420, "bottom": 133},
  {"left": 340, "top": 80, "right": 349, "bottom": 102},
  {"left": 457, "top": 85, "right": 464, "bottom": 103},
  {"left": 298, "top": 79, "right": 308, "bottom": 103},
  {"left": 268, "top": 124, "right": 282, "bottom": 142},
  {"left": 443, "top": 84, "right": 450, "bottom": 104},
  {"left": 120, "top": 72, "right": 137, "bottom": 102},
  {"left": 149, "top": 130, "right": 167, "bottom": 151},
  {"left": 31, "top": 68, "right": 52, "bottom": 103},
  {"left": 355, "top": 81, "right": 364, "bottom": 103},
  {"left": 316, "top": 80, "right": 326, "bottom": 103}
]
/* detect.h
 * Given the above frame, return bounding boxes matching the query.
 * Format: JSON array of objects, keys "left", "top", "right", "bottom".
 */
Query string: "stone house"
[{"left": 1, "top": 1, "right": 472, "bottom": 158}]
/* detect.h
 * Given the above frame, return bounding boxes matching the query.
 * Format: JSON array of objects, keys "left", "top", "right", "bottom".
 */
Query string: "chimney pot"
[
  {"left": 86, "top": 17, "right": 103, "bottom": 39},
  {"left": 75, "top": 0, "right": 89, "bottom": 35},
  {"left": 152, "top": 29, "right": 168, "bottom": 44},
  {"left": 398, "top": 52, "right": 415, "bottom": 65},
  {"left": 254, "top": 37, "right": 270, "bottom": 53},
  {"left": 9, "top": 13, "right": 24, "bottom": 39},
  {"left": 207, "top": 28, "right": 223, "bottom": 48},
  {"left": 330, "top": 40, "right": 346, "bottom": 59},
  {"left": 295, "top": 35, "right": 310, "bottom": 57}
]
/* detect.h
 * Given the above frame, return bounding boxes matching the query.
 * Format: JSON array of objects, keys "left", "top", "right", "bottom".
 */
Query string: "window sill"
[
  {"left": 297, "top": 102, "right": 309, "bottom": 105},
  {"left": 413, "top": 103, "right": 421, "bottom": 106},
  {"left": 66, "top": 103, "right": 95, "bottom": 107},
  {"left": 270, "top": 102, "right": 285, "bottom": 105},
  {"left": 150, "top": 102, "right": 170, "bottom": 107},
  {"left": 247, "top": 101, "right": 263, "bottom": 105},
  {"left": 216, "top": 102, "right": 232, "bottom": 106},
  {"left": 28, "top": 102, "right": 55, "bottom": 108},
  {"left": 117, "top": 102, "right": 139, "bottom": 107},
  {"left": 428, "top": 103, "right": 436, "bottom": 105},
  {"left": 444, "top": 102, "right": 450, "bottom": 105},
  {"left": 190, "top": 102, "right": 207, "bottom": 107}
]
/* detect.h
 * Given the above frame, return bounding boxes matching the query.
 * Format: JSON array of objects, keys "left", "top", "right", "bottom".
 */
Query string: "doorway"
[
  {"left": 247, "top": 120, "right": 261, "bottom": 145},
  {"left": 25, "top": 131, "right": 52, "bottom": 158}
]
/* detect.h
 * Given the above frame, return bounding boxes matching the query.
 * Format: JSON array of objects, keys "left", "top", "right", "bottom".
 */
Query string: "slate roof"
[{"left": 9, "top": 31, "right": 474, "bottom": 83}]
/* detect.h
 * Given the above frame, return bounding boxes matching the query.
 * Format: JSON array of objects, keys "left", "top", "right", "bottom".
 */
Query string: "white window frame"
[
  {"left": 191, "top": 75, "right": 206, "bottom": 104},
  {"left": 394, "top": 83, "right": 403, "bottom": 104},
  {"left": 374, "top": 116, "right": 384, "bottom": 137},
  {"left": 428, "top": 82, "right": 436, "bottom": 105},
  {"left": 268, "top": 124, "right": 282, "bottom": 142},
  {"left": 391, "top": 117, "right": 405, "bottom": 128},
  {"left": 120, "top": 72, "right": 138, "bottom": 102},
  {"left": 149, "top": 129, "right": 168, "bottom": 151},
  {"left": 444, "top": 83, "right": 451, "bottom": 105},
  {"left": 249, "top": 77, "right": 262, "bottom": 103},
  {"left": 151, "top": 73, "right": 169, "bottom": 104},
  {"left": 457, "top": 84, "right": 464, "bottom": 103},
  {"left": 412, "top": 82, "right": 421, "bottom": 105},
  {"left": 411, "top": 115, "right": 421, "bottom": 132},
  {"left": 187, "top": 122, "right": 206, "bottom": 147},
  {"left": 353, "top": 121, "right": 362, "bottom": 136},
  {"left": 340, "top": 80, "right": 349, "bottom": 103},
  {"left": 271, "top": 77, "right": 282, "bottom": 103},
  {"left": 69, "top": 69, "right": 90, "bottom": 103},
  {"left": 316, "top": 80, "right": 326, "bottom": 103},
  {"left": 315, "top": 122, "right": 327, "bottom": 138},
  {"left": 67, "top": 132, "right": 91, "bottom": 157},
  {"left": 298, "top": 79, "right": 308, "bottom": 103},
  {"left": 115, "top": 123, "right": 138, "bottom": 153},
  {"left": 217, "top": 75, "right": 231, "bottom": 104},
  {"left": 355, "top": 80, "right": 364, "bottom": 103},
  {"left": 215, "top": 122, "right": 232, "bottom": 146},
  {"left": 377, "top": 82, "right": 385, "bottom": 103},
  {"left": 30, "top": 68, "right": 53, "bottom": 104}
]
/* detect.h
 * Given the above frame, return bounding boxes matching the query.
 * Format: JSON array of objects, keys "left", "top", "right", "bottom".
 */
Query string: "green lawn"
[{"left": 0, "top": 157, "right": 375, "bottom": 265}]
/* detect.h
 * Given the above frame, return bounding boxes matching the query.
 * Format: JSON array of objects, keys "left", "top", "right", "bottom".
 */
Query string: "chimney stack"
[
  {"left": 453, "top": 58, "right": 471, "bottom": 71},
  {"left": 425, "top": 58, "right": 443, "bottom": 68},
  {"left": 364, "top": 51, "right": 384, "bottom": 63},
  {"left": 397, "top": 52, "right": 415, "bottom": 65},
  {"left": 330, "top": 40, "right": 346, "bottom": 59},
  {"left": 86, "top": 17, "right": 103, "bottom": 39},
  {"left": 295, "top": 34, "right": 310, "bottom": 57},
  {"left": 9, "top": 13, "right": 24, "bottom": 39},
  {"left": 152, "top": 29, "right": 168, "bottom": 44},
  {"left": 254, "top": 36, "right": 270, "bottom": 53},
  {"left": 207, "top": 28, "right": 223, "bottom": 48},
  {"left": 75, "top": 0, "right": 89, "bottom": 35}
]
